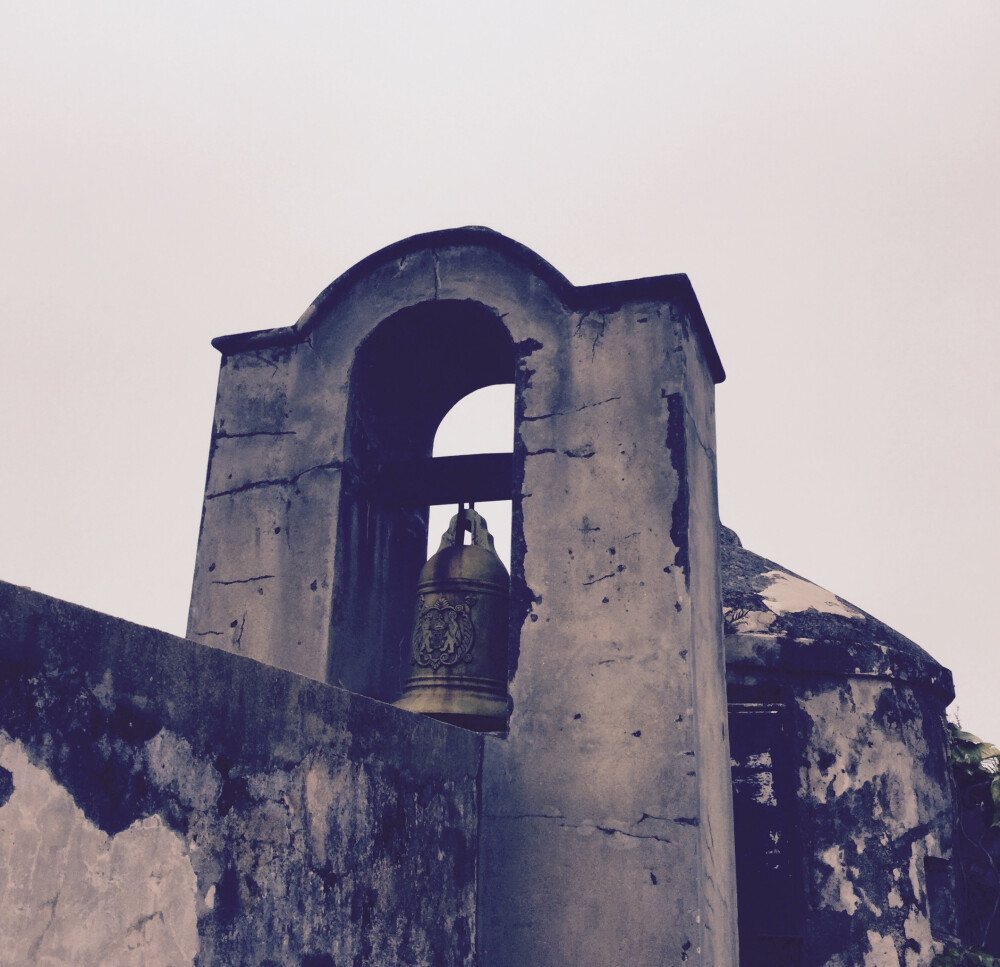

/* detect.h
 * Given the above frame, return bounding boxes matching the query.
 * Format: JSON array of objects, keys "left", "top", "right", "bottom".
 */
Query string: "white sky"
[{"left": 2, "top": 2, "right": 997, "bottom": 738}]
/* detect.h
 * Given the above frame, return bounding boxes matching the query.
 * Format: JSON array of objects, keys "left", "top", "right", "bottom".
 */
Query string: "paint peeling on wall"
[
  {"left": 0, "top": 732, "right": 199, "bottom": 966},
  {"left": 799, "top": 680, "right": 924, "bottom": 834},
  {"left": 0, "top": 580, "right": 482, "bottom": 967},
  {"left": 757, "top": 570, "right": 864, "bottom": 620},
  {"left": 793, "top": 680, "right": 953, "bottom": 964}
]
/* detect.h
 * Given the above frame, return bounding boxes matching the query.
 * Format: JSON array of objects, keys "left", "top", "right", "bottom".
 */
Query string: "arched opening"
[
  {"left": 427, "top": 384, "right": 514, "bottom": 567},
  {"left": 329, "top": 300, "right": 515, "bottom": 703}
]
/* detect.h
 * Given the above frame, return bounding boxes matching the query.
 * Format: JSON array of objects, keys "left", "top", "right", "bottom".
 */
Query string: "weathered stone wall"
[
  {"left": 1, "top": 228, "right": 969, "bottom": 967},
  {"left": 793, "top": 677, "right": 955, "bottom": 966},
  {"left": 0, "top": 580, "right": 481, "bottom": 967},
  {"left": 722, "top": 527, "right": 958, "bottom": 967}
]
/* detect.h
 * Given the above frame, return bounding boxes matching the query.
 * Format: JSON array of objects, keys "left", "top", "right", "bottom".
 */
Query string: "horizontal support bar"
[{"left": 374, "top": 453, "right": 513, "bottom": 506}]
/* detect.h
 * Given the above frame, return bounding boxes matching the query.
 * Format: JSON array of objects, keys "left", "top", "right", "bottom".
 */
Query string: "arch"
[
  {"left": 210, "top": 227, "right": 723, "bottom": 387},
  {"left": 328, "top": 300, "right": 515, "bottom": 702}
]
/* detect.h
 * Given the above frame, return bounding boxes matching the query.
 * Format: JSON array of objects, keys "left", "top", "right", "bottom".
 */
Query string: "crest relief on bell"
[
  {"left": 411, "top": 593, "right": 477, "bottom": 670},
  {"left": 394, "top": 507, "right": 510, "bottom": 732}
]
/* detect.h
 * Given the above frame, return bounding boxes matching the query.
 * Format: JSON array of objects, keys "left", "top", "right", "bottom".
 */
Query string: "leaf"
[
  {"left": 950, "top": 737, "right": 1000, "bottom": 771},
  {"left": 955, "top": 730, "right": 985, "bottom": 746},
  {"left": 929, "top": 948, "right": 965, "bottom": 966},
  {"left": 976, "top": 742, "right": 1000, "bottom": 761},
  {"left": 952, "top": 746, "right": 986, "bottom": 769},
  {"left": 952, "top": 746, "right": 979, "bottom": 765},
  {"left": 933, "top": 944, "right": 1000, "bottom": 966}
]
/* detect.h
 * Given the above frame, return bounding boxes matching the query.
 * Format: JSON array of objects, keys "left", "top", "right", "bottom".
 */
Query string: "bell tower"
[{"left": 187, "top": 227, "right": 737, "bottom": 967}]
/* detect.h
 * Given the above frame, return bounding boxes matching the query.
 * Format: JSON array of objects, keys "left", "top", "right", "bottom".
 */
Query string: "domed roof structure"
[
  {"left": 721, "top": 525, "right": 952, "bottom": 697},
  {"left": 721, "top": 525, "right": 958, "bottom": 965}
]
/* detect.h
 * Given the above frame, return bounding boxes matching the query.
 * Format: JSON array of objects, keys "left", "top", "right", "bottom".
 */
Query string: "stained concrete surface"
[{"left": 0, "top": 580, "right": 481, "bottom": 967}]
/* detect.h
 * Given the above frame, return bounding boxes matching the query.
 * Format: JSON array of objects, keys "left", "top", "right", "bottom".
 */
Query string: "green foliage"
[
  {"left": 931, "top": 946, "right": 1000, "bottom": 967},
  {"left": 949, "top": 724, "right": 1000, "bottom": 829}
]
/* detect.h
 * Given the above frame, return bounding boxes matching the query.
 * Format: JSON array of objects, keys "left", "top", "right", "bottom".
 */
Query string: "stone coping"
[{"left": 0, "top": 580, "right": 481, "bottom": 781}]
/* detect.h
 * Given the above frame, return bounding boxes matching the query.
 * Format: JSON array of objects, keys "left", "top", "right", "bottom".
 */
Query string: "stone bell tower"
[{"left": 188, "top": 227, "right": 737, "bottom": 967}]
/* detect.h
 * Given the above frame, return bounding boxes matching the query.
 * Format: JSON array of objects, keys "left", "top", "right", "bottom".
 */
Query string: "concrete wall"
[
  {"left": 479, "top": 281, "right": 736, "bottom": 967},
  {"left": 0, "top": 580, "right": 481, "bottom": 967}
]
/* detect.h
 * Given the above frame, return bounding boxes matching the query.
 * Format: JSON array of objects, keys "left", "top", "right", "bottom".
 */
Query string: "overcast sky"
[{"left": 2, "top": 2, "right": 997, "bottom": 739}]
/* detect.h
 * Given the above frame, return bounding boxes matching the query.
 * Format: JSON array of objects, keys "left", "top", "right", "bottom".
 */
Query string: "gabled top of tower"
[{"left": 211, "top": 226, "right": 725, "bottom": 383}]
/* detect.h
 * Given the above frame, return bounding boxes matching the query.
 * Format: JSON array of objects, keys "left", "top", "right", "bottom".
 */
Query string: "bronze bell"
[{"left": 394, "top": 506, "right": 510, "bottom": 731}]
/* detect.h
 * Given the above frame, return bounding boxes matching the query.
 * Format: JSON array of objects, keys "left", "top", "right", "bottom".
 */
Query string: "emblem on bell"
[{"left": 394, "top": 506, "right": 510, "bottom": 731}]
